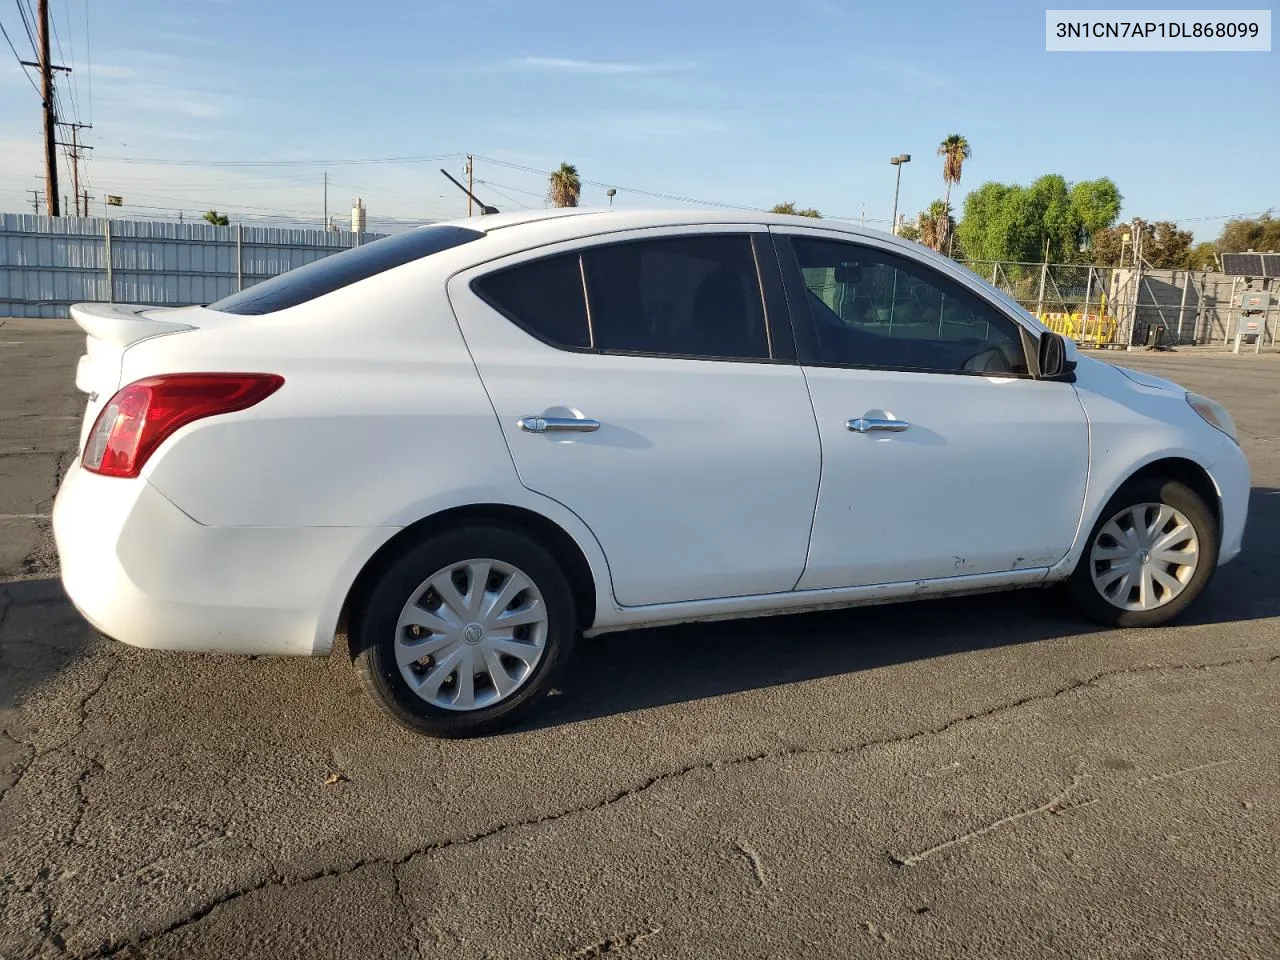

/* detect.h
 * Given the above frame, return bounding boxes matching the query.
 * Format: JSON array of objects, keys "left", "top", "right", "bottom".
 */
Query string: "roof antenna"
[{"left": 440, "top": 169, "right": 499, "bottom": 215}]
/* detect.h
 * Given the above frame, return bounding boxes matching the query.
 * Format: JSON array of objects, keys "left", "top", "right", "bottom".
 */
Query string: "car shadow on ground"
[
  {"left": 2, "top": 489, "right": 1275, "bottom": 731},
  {"left": 526, "top": 485, "right": 1280, "bottom": 731}
]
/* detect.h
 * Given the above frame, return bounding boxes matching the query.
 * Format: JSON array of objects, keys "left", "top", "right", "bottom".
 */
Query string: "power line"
[
  {"left": 81, "top": 0, "right": 89, "bottom": 124},
  {"left": 96, "top": 153, "right": 465, "bottom": 168},
  {"left": 50, "top": 0, "right": 81, "bottom": 131},
  {"left": 473, "top": 154, "right": 764, "bottom": 211},
  {"left": 0, "top": 17, "right": 40, "bottom": 94},
  {"left": 14, "top": 0, "right": 35, "bottom": 53},
  {"left": 474, "top": 177, "right": 546, "bottom": 200},
  {"left": 475, "top": 180, "right": 532, "bottom": 210}
]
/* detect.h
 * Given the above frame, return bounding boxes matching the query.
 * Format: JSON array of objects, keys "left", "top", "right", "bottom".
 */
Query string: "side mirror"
[{"left": 1038, "top": 331, "right": 1070, "bottom": 378}]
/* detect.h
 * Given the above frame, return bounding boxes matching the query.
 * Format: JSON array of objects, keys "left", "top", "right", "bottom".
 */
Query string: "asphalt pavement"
[{"left": 1, "top": 317, "right": 1277, "bottom": 959}]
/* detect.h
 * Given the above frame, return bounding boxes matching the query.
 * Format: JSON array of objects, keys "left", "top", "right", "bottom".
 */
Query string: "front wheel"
[
  {"left": 1067, "top": 478, "right": 1218, "bottom": 628},
  {"left": 352, "top": 525, "right": 578, "bottom": 737}
]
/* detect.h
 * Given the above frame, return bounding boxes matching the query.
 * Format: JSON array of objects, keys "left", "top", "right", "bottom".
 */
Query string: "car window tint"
[
  {"left": 792, "top": 237, "right": 1028, "bottom": 375},
  {"left": 472, "top": 253, "right": 591, "bottom": 349},
  {"left": 208, "top": 225, "right": 484, "bottom": 316},
  {"left": 582, "top": 235, "right": 769, "bottom": 360}
]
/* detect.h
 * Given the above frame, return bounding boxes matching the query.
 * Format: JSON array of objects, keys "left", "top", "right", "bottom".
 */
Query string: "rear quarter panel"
[
  {"left": 132, "top": 259, "right": 518, "bottom": 529},
  {"left": 117, "top": 242, "right": 620, "bottom": 634}
]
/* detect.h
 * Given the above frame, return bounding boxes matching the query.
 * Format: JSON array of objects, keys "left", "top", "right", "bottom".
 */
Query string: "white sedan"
[{"left": 53, "top": 209, "right": 1250, "bottom": 736}]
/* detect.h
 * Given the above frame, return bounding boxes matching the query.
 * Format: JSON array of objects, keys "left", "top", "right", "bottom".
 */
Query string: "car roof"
[{"left": 430, "top": 207, "right": 896, "bottom": 242}]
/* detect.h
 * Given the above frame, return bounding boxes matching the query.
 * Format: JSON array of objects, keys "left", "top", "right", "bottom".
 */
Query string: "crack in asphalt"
[
  {"left": 0, "top": 728, "right": 37, "bottom": 808},
  {"left": 5, "top": 648, "right": 124, "bottom": 956},
  {"left": 75, "top": 651, "right": 1280, "bottom": 959},
  {"left": 890, "top": 774, "right": 1086, "bottom": 867},
  {"left": 545, "top": 926, "right": 663, "bottom": 960},
  {"left": 391, "top": 862, "right": 427, "bottom": 960}
]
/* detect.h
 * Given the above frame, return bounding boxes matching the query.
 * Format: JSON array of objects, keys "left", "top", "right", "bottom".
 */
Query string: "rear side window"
[
  {"left": 472, "top": 253, "right": 591, "bottom": 349},
  {"left": 472, "top": 233, "right": 770, "bottom": 361},
  {"left": 208, "top": 224, "right": 484, "bottom": 316},
  {"left": 583, "top": 235, "right": 768, "bottom": 360}
]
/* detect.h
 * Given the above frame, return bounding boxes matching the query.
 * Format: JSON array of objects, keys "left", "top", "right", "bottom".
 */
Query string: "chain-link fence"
[{"left": 957, "top": 260, "right": 1274, "bottom": 348}]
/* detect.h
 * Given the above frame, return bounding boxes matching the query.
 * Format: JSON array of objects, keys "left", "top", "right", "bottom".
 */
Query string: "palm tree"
[
  {"left": 548, "top": 163, "right": 581, "bottom": 208},
  {"left": 937, "top": 134, "right": 971, "bottom": 210},
  {"left": 918, "top": 200, "right": 953, "bottom": 252}
]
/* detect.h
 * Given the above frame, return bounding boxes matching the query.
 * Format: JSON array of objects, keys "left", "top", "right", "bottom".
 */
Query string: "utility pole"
[
  {"left": 323, "top": 171, "right": 328, "bottom": 230},
  {"left": 466, "top": 155, "right": 474, "bottom": 218},
  {"left": 38, "top": 0, "right": 60, "bottom": 216},
  {"left": 57, "top": 122, "right": 93, "bottom": 215},
  {"left": 28, "top": 189, "right": 42, "bottom": 214}
]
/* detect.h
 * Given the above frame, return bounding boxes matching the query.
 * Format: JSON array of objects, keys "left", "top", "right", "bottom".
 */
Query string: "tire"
[
  {"left": 351, "top": 524, "right": 578, "bottom": 737},
  {"left": 1067, "top": 478, "right": 1218, "bottom": 628}
]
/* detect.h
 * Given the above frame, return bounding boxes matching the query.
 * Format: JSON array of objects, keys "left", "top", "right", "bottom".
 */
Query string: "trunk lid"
[{"left": 70, "top": 303, "right": 203, "bottom": 451}]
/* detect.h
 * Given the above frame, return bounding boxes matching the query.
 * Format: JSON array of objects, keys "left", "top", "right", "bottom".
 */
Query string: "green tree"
[
  {"left": 1146, "top": 220, "right": 1193, "bottom": 268},
  {"left": 956, "top": 175, "right": 1123, "bottom": 263},
  {"left": 547, "top": 163, "right": 581, "bottom": 208},
  {"left": 1090, "top": 225, "right": 1126, "bottom": 267},
  {"left": 1068, "top": 178, "right": 1122, "bottom": 247},
  {"left": 937, "top": 134, "right": 971, "bottom": 212},
  {"left": 1090, "top": 219, "right": 1194, "bottom": 268},
  {"left": 770, "top": 201, "right": 821, "bottom": 218},
  {"left": 203, "top": 210, "right": 229, "bottom": 226},
  {"left": 1217, "top": 212, "right": 1280, "bottom": 252},
  {"left": 897, "top": 220, "right": 922, "bottom": 243},
  {"left": 1187, "top": 241, "right": 1219, "bottom": 271}
]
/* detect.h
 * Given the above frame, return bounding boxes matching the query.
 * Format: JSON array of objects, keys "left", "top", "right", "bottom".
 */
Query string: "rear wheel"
[
  {"left": 1068, "top": 478, "right": 1218, "bottom": 628},
  {"left": 352, "top": 525, "right": 577, "bottom": 737}
]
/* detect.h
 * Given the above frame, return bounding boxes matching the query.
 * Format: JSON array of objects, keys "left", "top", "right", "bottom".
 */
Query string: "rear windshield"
[{"left": 207, "top": 224, "right": 485, "bottom": 315}]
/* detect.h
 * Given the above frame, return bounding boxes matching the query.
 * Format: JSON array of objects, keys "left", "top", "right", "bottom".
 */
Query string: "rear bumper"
[
  {"left": 53, "top": 458, "right": 394, "bottom": 656},
  {"left": 1211, "top": 436, "right": 1250, "bottom": 565}
]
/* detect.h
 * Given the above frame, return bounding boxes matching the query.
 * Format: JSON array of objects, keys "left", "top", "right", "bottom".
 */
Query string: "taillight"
[{"left": 83, "top": 373, "right": 284, "bottom": 478}]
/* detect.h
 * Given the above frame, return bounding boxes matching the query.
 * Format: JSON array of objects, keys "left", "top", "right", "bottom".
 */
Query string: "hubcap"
[
  {"left": 1089, "top": 502, "right": 1199, "bottom": 612},
  {"left": 393, "top": 558, "right": 548, "bottom": 711}
]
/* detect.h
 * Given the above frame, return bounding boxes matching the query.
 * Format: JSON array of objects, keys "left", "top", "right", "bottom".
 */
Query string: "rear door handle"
[
  {"left": 847, "top": 417, "right": 910, "bottom": 433},
  {"left": 518, "top": 416, "right": 601, "bottom": 434}
]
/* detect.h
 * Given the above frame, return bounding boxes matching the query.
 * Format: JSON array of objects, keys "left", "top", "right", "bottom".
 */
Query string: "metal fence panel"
[
  {"left": 0, "top": 213, "right": 387, "bottom": 318},
  {"left": 958, "top": 259, "right": 1259, "bottom": 348}
]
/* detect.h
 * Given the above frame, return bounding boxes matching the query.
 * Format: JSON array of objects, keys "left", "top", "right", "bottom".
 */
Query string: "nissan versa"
[{"left": 52, "top": 209, "right": 1250, "bottom": 737}]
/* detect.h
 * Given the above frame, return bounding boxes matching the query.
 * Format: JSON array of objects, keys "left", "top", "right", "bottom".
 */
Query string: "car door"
[
  {"left": 448, "top": 225, "right": 821, "bottom": 607},
  {"left": 773, "top": 229, "right": 1090, "bottom": 590}
]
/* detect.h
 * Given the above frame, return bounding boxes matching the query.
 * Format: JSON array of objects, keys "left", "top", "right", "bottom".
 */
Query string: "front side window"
[
  {"left": 792, "top": 237, "right": 1028, "bottom": 375},
  {"left": 582, "top": 234, "right": 770, "bottom": 360}
]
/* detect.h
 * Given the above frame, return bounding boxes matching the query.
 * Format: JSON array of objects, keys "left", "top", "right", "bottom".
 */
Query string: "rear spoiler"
[{"left": 70, "top": 303, "right": 195, "bottom": 349}]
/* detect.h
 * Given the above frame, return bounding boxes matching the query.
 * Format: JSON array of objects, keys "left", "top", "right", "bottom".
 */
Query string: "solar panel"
[
  {"left": 1265, "top": 253, "right": 1280, "bottom": 279},
  {"left": 1220, "top": 252, "right": 1264, "bottom": 276}
]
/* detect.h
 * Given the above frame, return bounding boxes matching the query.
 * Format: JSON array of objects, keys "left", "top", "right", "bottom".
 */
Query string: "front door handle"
[
  {"left": 518, "top": 416, "right": 601, "bottom": 434},
  {"left": 847, "top": 417, "right": 910, "bottom": 434}
]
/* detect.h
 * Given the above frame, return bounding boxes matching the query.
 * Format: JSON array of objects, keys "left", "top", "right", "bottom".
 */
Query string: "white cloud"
[
  {"left": 502, "top": 57, "right": 695, "bottom": 75},
  {"left": 82, "top": 56, "right": 247, "bottom": 122}
]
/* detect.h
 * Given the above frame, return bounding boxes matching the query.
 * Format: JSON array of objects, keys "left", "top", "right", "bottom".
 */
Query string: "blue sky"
[{"left": 0, "top": 0, "right": 1275, "bottom": 236}]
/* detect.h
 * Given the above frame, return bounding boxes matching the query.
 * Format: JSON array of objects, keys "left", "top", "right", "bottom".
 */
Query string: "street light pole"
[{"left": 889, "top": 153, "right": 911, "bottom": 236}]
